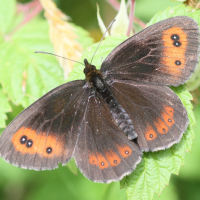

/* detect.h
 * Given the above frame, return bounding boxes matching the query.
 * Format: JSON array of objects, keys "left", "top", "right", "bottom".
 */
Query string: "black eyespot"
[
  {"left": 20, "top": 135, "right": 27, "bottom": 144},
  {"left": 173, "top": 41, "right": 181, "bottom": 47},
  {"left": 125, "top": 150, "right": 129, "bottom": 154},
  {"left": 171, "top": 34, "right": 180, "bottom": 41},
  {"left": 46, "top": 147, "right": 53, "bottom": 154},
  {"left": 168, "top": 118, "right": 172, "bottom": 122},
  {"left": 114, "top": 160, "right": 117, "bottom": 164},
  {"left": 149, "top": 134, "right": 153, "bottom": 138},
  {"left": 175, "top": 60, "right": 181, "bottom": 65},
  {"left": 101, "top": 162, "right": 104, "bottom": 166},
  {"left": 162, "top": 128, "right": 166, "bottom": 132},
  {"left": 26, "top": 139, "right": 33, "bottom": 148}
]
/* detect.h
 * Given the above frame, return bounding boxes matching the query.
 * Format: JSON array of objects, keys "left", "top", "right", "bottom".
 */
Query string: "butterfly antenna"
[
  {"left": 90, "top": 19, "right": 116, "bottom": 65},
  {"left": 35, "top": 51, "right": 85, "bottom": 66}
]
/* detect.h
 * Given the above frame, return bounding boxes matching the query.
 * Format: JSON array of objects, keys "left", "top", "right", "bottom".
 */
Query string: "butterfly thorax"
[
  {"left": 83, "top": 59, "right": 137, "bottom": 140},
  {"left": 84, "top": 59, "right": 106, "bottom": 91}
]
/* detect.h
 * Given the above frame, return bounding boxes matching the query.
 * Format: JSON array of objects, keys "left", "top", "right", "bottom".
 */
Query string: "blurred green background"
[{"left": 1, "top": 0, "right": 200, "bottom": 200}]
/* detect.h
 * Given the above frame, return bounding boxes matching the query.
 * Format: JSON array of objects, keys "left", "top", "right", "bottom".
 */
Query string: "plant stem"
[
  {"left": 12, "top": 0, "right": 43, "bottom": 34},
  {"left": 127, "top": 0, "right": 135, "bottom": 36},
  {"left": 107, "top": 0, "right": 146, "bottom": 29}
]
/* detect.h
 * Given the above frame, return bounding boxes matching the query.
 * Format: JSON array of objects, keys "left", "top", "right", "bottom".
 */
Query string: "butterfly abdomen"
[{"left": 98, "top": 84, "right": 137, "bottom": 140}]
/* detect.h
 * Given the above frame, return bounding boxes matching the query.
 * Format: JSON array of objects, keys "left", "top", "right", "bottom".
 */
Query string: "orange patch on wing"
[
  {"left": 12, "top": 127, "right": 65, "bottom": 158},
  {"left": 153, "top": 106, "right": 175, "bottom": 134},
  {"left": 117, "top": 145, "right": 132, "bottom": 158},
  {"left": 154, "top": 118, "right": 169, "bottom": 134},
  {"left": 89, "top": 153, "right": 98, "bottom": 166},
  {"left": 89, "top": 153, "right": 109, "bottom": 169},
  {"left": 145, "top": 125, "right": 157, "bottom": 141},
  {"left": 105, "top": 151, "right": 121, "bottom": 167},
  {"left": 97, "top": 154, "right": 109, "bottom": 169},
  {"left": 162, "top": 27, "right": 187, "bottom": 75},
  {"left": 162, "top": 106, "right": 175, "bottom": 127},
  {"left": 164, "top": 106, "right": 174, "bottom": 117}
]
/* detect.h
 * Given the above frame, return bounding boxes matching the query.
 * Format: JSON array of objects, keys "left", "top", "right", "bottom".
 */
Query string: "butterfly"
[{"left": 0, "top": 16, "right": 199, "bottom": 183}]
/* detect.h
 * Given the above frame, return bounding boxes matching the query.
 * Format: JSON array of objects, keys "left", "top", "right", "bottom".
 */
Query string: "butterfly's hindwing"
[
  {"left": 74, "top": 88, "right": 142, "bottom": 183},
  {"left": 109, "top": 80, "right": 188, "bottom": 151}
]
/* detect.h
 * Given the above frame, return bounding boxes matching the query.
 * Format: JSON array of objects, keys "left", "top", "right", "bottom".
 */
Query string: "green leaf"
[
  {"left": 0, "top": 87, "right": 12, "bottom": 128},
  {"left": 148, "top": 4, "right": 200, "bottom": 26},
  {"left": 0, "top": 17, "right": 64, "bottom": 108},
  {"left": 0, "top": 0, "right": 16, "bottom": 34},
  {"left": 186, "top": 62, "right": 200, "bottom": 91},
  {"left": 66, "top": 158, "right": 78, "bottom": 175}
]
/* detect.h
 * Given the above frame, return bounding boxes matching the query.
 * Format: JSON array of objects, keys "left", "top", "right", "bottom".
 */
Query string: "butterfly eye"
[
  {"left": 84, "top": 68, "right": 88, "bottom": 74},
  {"left": 92, "top": 65, "right": 95, "bottom": 70}
]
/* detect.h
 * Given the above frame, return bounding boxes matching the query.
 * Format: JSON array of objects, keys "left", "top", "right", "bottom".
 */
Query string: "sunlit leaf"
[
  {"left": 0, "top": 0, "right": 16, "bottom": 34},
  {"left": 0, "top": 18, "right": 64, "bottom": 108},
  {"left": 66, "top": 158, "right": 78, "bottom": 175}
]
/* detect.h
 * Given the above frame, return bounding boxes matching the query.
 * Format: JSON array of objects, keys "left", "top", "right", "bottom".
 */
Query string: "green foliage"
[
  {"left": 0, "top": 0, "right": 65, "bottom": 111},
  {"left": 0, "top": 1, "right": 199, "bottom": 200},
  {"left": 66, "top": 158, "right": 78, "bottom": 175},
  {"left": 0, "top": 0, "right": 16, "bottom": 35},
  {"left": 0, "top": 17, "right": 64, "bottom": 108}
]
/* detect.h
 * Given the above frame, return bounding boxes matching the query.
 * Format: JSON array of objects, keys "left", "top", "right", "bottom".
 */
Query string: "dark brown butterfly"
[{"left": 0, "top": 16, "right": 199, "bottom": 183}]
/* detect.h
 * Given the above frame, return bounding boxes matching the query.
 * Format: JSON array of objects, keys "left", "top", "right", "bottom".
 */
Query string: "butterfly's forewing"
[
  {"left": 0, "top": 80, "right": 87, "bottom": 170},
  {"left": 101, "top": 16, "right": 199, "bottom": 86},
  {"left": 0, "top": 80, "right": 142, "bottom": 182},
  {"left": 109, "top": 80, "right": 188, "bottom": 151},
  {"left": 74, "top": 88, "right": 142, "bottom": 183}
]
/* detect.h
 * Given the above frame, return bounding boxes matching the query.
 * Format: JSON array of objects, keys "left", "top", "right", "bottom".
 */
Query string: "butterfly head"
[
  {"left": 83, "top": 59, "right": 103, "bottom": 83},
  {"left": 83, "top": 59, "right": 96, "bottom": 74}
]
